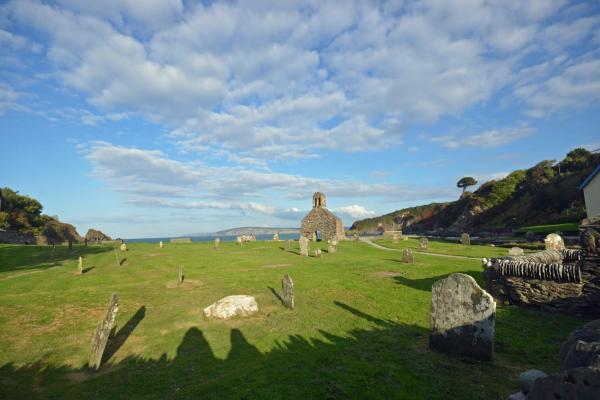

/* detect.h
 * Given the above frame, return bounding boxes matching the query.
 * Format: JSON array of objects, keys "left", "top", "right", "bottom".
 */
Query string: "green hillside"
[{"left": 352, "top": 148, "right": 599, "bottom": 234}]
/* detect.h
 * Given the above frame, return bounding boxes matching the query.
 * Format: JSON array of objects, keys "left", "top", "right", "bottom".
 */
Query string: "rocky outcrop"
[{"left": 85, "top": 229, "right": 111, "bottom": 243}]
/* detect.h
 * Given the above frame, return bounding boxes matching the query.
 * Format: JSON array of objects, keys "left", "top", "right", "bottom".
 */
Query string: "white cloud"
[
  {"left": 4, "top": 0, "right": 595, "bottom": 163},
  {"left": 331, "top": 205, "right": 376, "bottom": 219},
  {"left": 430, "top": 125, "right": 534, "bottom": 149}
]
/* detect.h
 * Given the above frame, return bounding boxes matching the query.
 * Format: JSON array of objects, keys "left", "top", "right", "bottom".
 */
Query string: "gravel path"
[{"left": 359, "top": 237, "right": 480, "bottom": 261}]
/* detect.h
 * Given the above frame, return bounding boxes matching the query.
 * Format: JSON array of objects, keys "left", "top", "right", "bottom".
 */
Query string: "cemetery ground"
[{"left": 0, "top": 241, "right": 590, "bottom": 399}]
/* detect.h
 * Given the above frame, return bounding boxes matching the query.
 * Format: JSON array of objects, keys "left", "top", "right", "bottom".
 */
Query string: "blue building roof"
[{"left": 579, "top": 164, "right": 600, "bottom": 190}]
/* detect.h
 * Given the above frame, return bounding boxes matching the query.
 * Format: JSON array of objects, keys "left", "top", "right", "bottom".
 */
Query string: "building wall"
[
  {"left": 301, "top": 207, "right": 345, "bottom": 241},
  {"left": 584, "top": 173, "right": 600, "bottom": 218}
]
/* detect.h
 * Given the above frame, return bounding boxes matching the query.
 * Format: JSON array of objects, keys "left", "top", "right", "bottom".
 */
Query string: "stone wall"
[
  {"left": 300, "top": 207, "right": 345, "bottom": 242},
  {"left": 482, "top": 218, "right": 600, "bottom": 316}
]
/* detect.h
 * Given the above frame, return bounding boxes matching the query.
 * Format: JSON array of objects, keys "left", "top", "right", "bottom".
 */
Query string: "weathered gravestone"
[
  {"left": 509, "top": 247, "right": 525, "bottom": 256},
  {"left": 282, "top": 274, "right": 294, "bottom": 309},
  {"left": 214, "top": 237, "right": 220, "bottom": 251},
  {"left": 429, "top": 273, "right": 496, "bottom": 361},
  {"left": 203, "top": 295, "right": 258, "bottom": 319},
  {"left": 314, "top": 248, "right": 322, "bottom": 258},
  {"left": 159, "top": 241, "right": 163, "bottom": 249},
  {"left": 299, "top": 236, "right": 309, "bottom": 256},
  {"left": 78, "top": 256, "right": 83, "bottom": 275},
  {"left": 544, "top": 233, "right": 565, "bottom": 251},
  {"left": 89, "top": 293, "right": 119, "bottom": 370},
  {"left": 120, "top": 243, "right": 127, "bottom": 252},
  {"left": 353, "top": 231, "right": 360, "bottom": 241},
  {"left": 273, "top": 233, "right": 280, "bottom": 241},
  {"left": 420, "top": 237, "right": 429, "bottom": 249},
  {"left": 392, "top": 234, "right": 399, "bottom": 244},
  {"left": 328, "top": 243, "right": 337, "bottom": 254},
  {"left": 236, "top": 236, "right": 243, "bottom": 246},
  {"left": 178, "top": 264, "right": 184, "bottom": 287},
  {"left": 461, "top": 233, "right": 471, "bottom": 246},
  {"left": 402, "top": 248, "right": 414, "bottom": 263}
]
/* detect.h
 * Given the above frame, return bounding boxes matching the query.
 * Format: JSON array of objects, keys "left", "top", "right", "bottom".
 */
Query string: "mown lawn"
[
  {"left": 0, "top": 241, "right": 589, "bottom": 399},
  {"left": 370, "top": 237, "right": 539, "bottom": 258}
]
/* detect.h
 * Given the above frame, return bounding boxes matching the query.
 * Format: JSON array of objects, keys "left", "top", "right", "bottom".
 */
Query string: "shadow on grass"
[
  {"left": 102, "top": 306, "right": 146, "bottom": 365},
  {"left": 0, "top": 301, "right": 584, "bottom": 399},
  {"left": 82, "top": 266, "right": 95, "bottom": 274},
  {"left": 268, "top": 286, "right": 285, "bottom": 306},
  {"left": 0, "top": 245, "right": 113, "bottom": 273}
]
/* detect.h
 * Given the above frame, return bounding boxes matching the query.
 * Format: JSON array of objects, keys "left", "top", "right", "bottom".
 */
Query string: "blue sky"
[{"left": 1, "top": 0, "right": 599, "bottom": 238}]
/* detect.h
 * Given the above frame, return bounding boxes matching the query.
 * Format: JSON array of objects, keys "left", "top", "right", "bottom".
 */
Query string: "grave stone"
[
  {"left": 178, "top": 265, "right": 184, "bottom": 287},
  {"left": 159, "top": 241, "right": 164, "bottom": 249},
  {"left": 214, "top": 237, "right": 220, "bottom": 250},
  {"left": 120, "top": 243, "right": 127, "bottom": 252},
  {"left": 353, "top": 231, "right": 360, "bottom": 241},
  {"left": 328, "top": 243, "right": 337, "bottom": 254},
  {"left": 78, "top": 256, "right": 83, "bottom": 275},
  {"left": 420, "top": 237, "right": 429, "bottom": 249},
  {"left": 392, "top": 234, "right": 399, "bottom": 244},
  {"left": 509, "top": 247, "right": 525, "bottom": 256},
  {"left": 402, "top": 248, "right": 414, "bottom": 263},
  {"left": 314, "top": 248, "right": 322, "bottom": 258},
  {"left": 282, "top": 274, "right": 294, "bottom": 309},
  {"left": 89, "top": 293, "right": 119, "bottom": 370},
  {"left": 544, "top": 233, "right": 565, "bottom": 251},
  {"left": 236, "top": 236, "right": 243, "bottom": 246},
  {"left": 461, "top": 233, "right": 471, "bottom": 246},
  {"left": 273, "top": 233, "right": 280, "bottom": 241},
  {"left": 203, "top": 295, "right": 258, "bottom": 319},
  {"left": 429, "top": 273, "right": 496, "bottom": 361},
  {"left": 299, "top": 236, "right": 309, "bottom": 256}
]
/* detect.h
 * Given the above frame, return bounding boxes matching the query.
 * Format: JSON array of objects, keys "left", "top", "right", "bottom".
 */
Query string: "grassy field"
[
  {"left": 0, "top": 241, "right": 589, "bottom": 399},
  {"left": 370, "top": 237, "right": 539, "bottom": 258},
  {"left": 516, "top": 222, "right": 579, "bottom": 235}
]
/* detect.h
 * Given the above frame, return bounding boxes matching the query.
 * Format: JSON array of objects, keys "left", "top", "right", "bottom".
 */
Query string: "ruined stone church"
[{"left": 300, "top": 192, "right": 345, "bottom": 241}]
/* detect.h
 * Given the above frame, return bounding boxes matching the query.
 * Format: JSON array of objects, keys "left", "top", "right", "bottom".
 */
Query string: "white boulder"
[{"left": 203, "top": 295, "right": 258, "bottom": 319}]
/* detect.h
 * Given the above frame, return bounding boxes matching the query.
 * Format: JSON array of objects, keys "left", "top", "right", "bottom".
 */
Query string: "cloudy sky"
[{"left": 1, "top": 0, "right": 599, "bottom": 238}]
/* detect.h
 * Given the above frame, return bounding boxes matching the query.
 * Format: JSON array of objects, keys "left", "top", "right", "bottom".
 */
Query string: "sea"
[{"left": 125, "top": 233, "right": 300, "bottom": 243}]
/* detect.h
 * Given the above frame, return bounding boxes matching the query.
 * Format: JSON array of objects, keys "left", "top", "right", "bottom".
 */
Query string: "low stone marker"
[
  {"left": 328, "top": 243, "right": 337, "bottom": 254},
  {"left": 544, "top": 233, "right": 565, "bottom": 250},
  {"left": 89, "top": 293, "right": 119, "bottom": 370},
  {"left": 236, "top": 236, "right": 243, "bottom": 246},
  {"left": 314, "top": 248, "right": 322, "bottom": 258},
  {"left": 214, "top": 237, "right": 220, "bottom": 251},
  {"left": 78, "top": 256, "right": 83, "bottom": 274},
  {"left": 429, "top": 273, "right": 496, "bottom": 361},
  {"left": 159, "top": 241, "right": 164, "bottom": 249},
  {"left": 353, "top": 231, "right": 360, "bottom": 241},
  {"left": 120, "top": 243, "right": 127, "bottom": 252},
  {"left": 282, "top": 274, "right": 294, "bottom": 309},
  {"left": 461, "top": 233, "right": 471, "bottom": 246},
  {"left": 299, "top": 236, "right": 309, "bottom": 256},
  {"left": 273, "top": 233, "right": 280, "bottom": 241},
  {"left": 392, "top": 234, "right": 399, "bottom": 244},
  {"left": 178, "top": 264, "right": 184, "bottom": 287},
  {"left": 509, "top": 247, "right": 525, "bottom": 256},
  {"left": 203, "top": 295, "right": 258, "bottom": 319},
  {"left": 402, "top": 248, "right": 414, "bottom": 263},
  {"left": 284, "top": 240, "right": 291, "bottom": 251},
  {"left": 420, "top": 237, "right": 428, "bottom": 249}
]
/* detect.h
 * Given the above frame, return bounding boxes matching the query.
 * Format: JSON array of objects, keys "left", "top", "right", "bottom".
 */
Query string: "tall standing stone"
[
  {"left": 461, "top": 233, "right": 471, "bottom": 246},
  {"left": 89, "top": 293, "right": 119, "bottom": 370},
  {"left": 420, "top": 237, "right": 429, "bottom": 249},
  {"left": 159, "top": 241, "right": 163, "bottom": 249},
  {"left": 214, "top": 237, "right": 220, "bottom": 251},
  {"left": 78, "top": 256, "right": 83, "bottom": 275},
  {"left": 429, "top": 273, "right": 496, "bottom": 361},
  {"left": 402, "top": 248, "right": 414, "bottom": 263},
  {"left": 353, "top": 231, "right": 360, "bottom": 241},
  {"left": 544, "top": 233, "right": 565, "bottom": 250},
  {"left": 299, "top": 236, "right": 309, "bottom": 256},
  {"left": 120, "top": 243, "right": 127, "bottom": 252},
  {"left": 282, "top": 274, "right": 294, "bottom": 309},
  {"left": 178, "top": 264, "right": 184, "bottom": 287}
]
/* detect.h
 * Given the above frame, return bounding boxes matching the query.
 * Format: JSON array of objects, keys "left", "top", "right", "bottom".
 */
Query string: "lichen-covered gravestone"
[
  {"left": 509, "top": 247, "right": 525, "bottom": 256},
  {"left": 89, "top": 293, "right": 119, "bottom": 370},
  {"left": 299, "top": 236, "right": 309, "bottom": 256},
  {"left": 314, "top": 248, "right": 322, "bottom": 258},
  {"left": 203, "top": 295, "right": 258, "bottom": 319},
  {"left": 282, "top": 274, "right": 294, "bottom": 309},
  {"left": 328, "top": 243, "right": 337, "bottom": 254},
  {"left": 544, "top": 233, "right": 565, "bottom": 250},
  {"left": 420, "top": 237, "right": 428, "bottom": 249},
  {"left": 78, "top": 256, "right": 83, "bottom": 275},
  {"left": 402, "top": 248, "right": 414, "bottom": 263},
  {"left": 214, "top": 237, "right": 220, "bottom": 250},
  {"left": 120, "top": 243, "right": 127, "bottom": 252},
  {"left": 430, "top": 273, "right": 496, "bottom": 361},
  {"left": 178, "top": 264, "right": 184, "bottom": 286},
  {"left": 236, "top": 236, "right": 243, "bottom": 246},
  {"left": 159, "top": 241, "right": 163, "bottom": 249},
  {"left": 353, "top": 231, "right": 360, "bottom": 241},
  {"left": 461, "top": 233, "right": 471, "bottom": 246}
]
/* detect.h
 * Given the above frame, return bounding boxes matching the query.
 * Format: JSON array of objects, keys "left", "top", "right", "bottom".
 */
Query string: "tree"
[{"left": 457, "top": 177, "right": 477, "bottom": 194}]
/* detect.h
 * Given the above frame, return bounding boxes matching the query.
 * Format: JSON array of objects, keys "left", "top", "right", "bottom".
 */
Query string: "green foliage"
[
  {"left": 559, "top": 148, "right": 593, "bottom": 173},
  {"left": 481, "top": 170, "right": 526, "bottom": 208},
  {"left": 457, "top": 176, "right": 477, "bottom": 193},
  {"left": 0, "top": 211, "right": 9, "bottom": 230}
]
